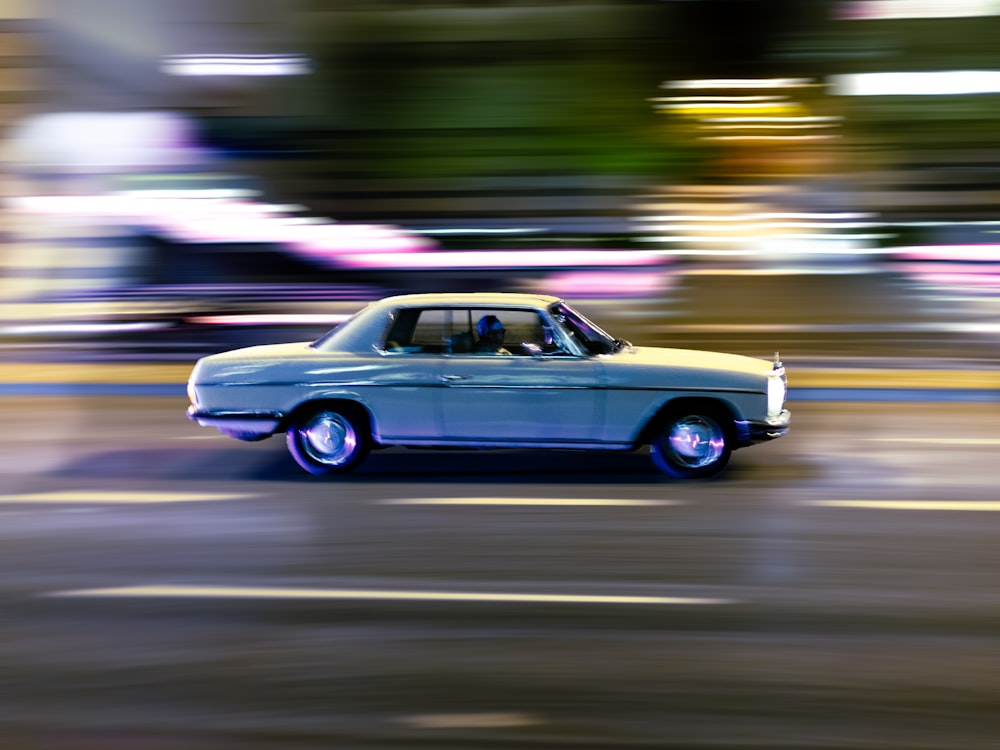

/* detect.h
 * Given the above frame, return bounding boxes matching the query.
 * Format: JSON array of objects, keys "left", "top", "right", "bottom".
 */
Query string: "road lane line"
[
  {"left": 377, "top": 497, "right": 681, "bottom": 507},
  {"left": 864, "top": 438, "right": 1000, "bottom": 445},
  {"left": 43, "top": 584, "right": 736, "bottom": 606},
  {"left": 401, "top": 713, "right": 542, "bottom": 729},
  {"left": 1, "top": 491, "right": 260, "bottom": 504},
  {"left": 804, "top": 500, "right": 1000, "bottom": 511}
]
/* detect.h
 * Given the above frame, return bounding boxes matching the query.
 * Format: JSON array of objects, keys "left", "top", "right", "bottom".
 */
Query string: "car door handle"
[{"left": 440, "top": 374, "right": 469, "bottom": 383}]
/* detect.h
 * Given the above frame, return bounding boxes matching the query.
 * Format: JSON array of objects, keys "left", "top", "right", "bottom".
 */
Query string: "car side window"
[
  {"left": 383, "top": 308, "right": 450, "bottom": 354},
  {"left": 381, "top": 307, "right": 576, "bottom": 356},
  {"left": 462, "top": 308, "right": 571, "bottom": 356}
]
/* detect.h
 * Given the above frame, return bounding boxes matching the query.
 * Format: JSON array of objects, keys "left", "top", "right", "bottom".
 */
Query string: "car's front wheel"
[
  {"left": 286, "top": 406, "right": 370, "bottom": 475},
  {"left": 650, "top": 411, "right": 731, "bottom": 479}
]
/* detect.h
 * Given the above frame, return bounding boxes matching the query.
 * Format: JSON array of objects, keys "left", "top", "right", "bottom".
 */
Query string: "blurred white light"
[
  {"left": 831, "top": 70, "right": 1000, "bottom": 96},
  {"left": 665, "top": 78, "right": 815, "bottom": 89},
  {"left": 652, "top": 96, "right": 786, "bottom": 103},
  {"left": 838, "top": 0, "right": 1000, "bottom": 20},
  {"left": 7, "top": 191, "right": 436, "bottom": 266},
  {"left": 162, "top": 55, "right": 311, "bottom": 77},
  {"left": 5, "top": 111, "right": 205, "bottom": 171}
]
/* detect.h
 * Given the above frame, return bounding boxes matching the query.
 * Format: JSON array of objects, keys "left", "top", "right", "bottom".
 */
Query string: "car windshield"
[{"left": 550, "top": 302, "right": 626, "bottom": 356}]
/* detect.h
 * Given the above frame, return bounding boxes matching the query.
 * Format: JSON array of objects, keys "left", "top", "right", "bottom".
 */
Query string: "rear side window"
[
  {"left": 383, "top": 308, "right": 451, "bottom": 353},
  {"left": 409, "top": 309, "right": 449, "bottom": 347}
]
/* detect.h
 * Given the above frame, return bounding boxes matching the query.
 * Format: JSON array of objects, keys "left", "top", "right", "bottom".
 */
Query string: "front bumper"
[{"left": 735, "top": 409, "right": 791, "bottom": 446}]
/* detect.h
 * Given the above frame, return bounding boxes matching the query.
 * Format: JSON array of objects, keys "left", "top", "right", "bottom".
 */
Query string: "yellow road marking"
[
  {"left": 2, "top": 363, "right": 192, "bottom": 384},
  {"left": 791, "top": 368, "right": 998, "bottom": 389},
  {"left": 1, "top": 363, "right": 996, "bottom": 390},
  {"left": 45, "top": 584, "right": 735, "bottom": 606}
]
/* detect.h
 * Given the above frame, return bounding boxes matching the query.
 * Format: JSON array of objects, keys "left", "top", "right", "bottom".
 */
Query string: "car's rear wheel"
[
  {"left": 286, "top": 406, "right": 370, "bottom": 475},
  {"left": 650, "top": 411, "right": 731, "bottom": 479}
]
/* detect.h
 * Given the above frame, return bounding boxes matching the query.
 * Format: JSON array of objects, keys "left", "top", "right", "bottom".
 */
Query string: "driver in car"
[{"left": 474, "top": 315, "right": 512, "bottom": 355}]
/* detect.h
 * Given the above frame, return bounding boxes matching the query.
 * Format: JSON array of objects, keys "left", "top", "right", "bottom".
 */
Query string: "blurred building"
[{"left": 3, "top": 0, "right": 1000, "bottom": 306}]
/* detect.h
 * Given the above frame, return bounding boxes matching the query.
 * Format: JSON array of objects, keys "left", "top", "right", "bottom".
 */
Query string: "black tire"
[
  {"left": 650, "top": 411, "right": 731, "bottom": 479},
  {"left": 285, "top": 406, "right": 370, "bottom": 475}
]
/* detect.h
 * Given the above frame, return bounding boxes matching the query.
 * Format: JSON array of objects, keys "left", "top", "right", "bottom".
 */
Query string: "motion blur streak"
[
  {"left": 400, "top": 713, "right": 541, "bottom": 730},
  {"left": 831, "top": 70, "right": 1000, "bottom": 96},
  {"left": 161, "top": 54, "right": 311, "bottom": 77},
  {"left": 864, "top": 438, "right": 1000, "bottom": 445},
  {"left": 838, "top": 0, "right": 1000, "bottom": 20},
  {"left": 376, "top": 497, "right": 681, "bottom": 507},
  {"left": 1, "top": 491, "right": 259, "bottom": 503},
  {"left": 45, "top": 585, "right": 737, "bottom": 607},
  {"left": 805, "top": 500, "right": 1000, "bottom": 511}
]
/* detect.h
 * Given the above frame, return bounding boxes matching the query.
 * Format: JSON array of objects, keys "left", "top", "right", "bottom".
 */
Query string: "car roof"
[{"left": 373, "top": 292, "right": 563, "bottom": 309}]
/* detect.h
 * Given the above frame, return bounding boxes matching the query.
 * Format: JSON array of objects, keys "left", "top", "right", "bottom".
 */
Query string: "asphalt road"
[{"left": 4, "top": 395, "right": 1000, "bottom": 749}]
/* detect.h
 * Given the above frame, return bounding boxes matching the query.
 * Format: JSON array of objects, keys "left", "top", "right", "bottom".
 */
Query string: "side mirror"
[{"left": 522, "top": 342, "right": 544, "bottom": 358}]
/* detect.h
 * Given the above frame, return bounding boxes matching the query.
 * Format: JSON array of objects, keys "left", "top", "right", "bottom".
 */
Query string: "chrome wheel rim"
[
  {"left": 301, "top": 412, "right": 357, "bottom": 466},
  {"left": 665, "top": 416, "right": 725, "bottom": 469}
]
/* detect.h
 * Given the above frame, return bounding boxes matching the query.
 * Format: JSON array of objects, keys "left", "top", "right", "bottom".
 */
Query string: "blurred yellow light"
[{"left": 663, "top": 102, "right": 804, "bottom": 117}]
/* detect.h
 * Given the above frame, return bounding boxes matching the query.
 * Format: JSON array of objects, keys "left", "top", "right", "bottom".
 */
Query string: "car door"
[
  {"left": 364, "top": 307, "right": 446, "bottom": 442},
  {"left": 438, "top": 308, "right": 603, "bottom": 444}
]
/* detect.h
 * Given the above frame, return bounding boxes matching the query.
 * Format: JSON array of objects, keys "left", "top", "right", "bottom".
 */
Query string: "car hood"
[
  {"left": 625, "top": 346, "right": 775, "bottom": 376},
  {"left": 603, "top": 345, "right": 777, "bottom": 391}
]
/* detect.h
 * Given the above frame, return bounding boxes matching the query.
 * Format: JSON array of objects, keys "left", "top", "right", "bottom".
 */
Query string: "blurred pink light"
[
  {"left": 337, "top": 249, "right": 665, "bottom": 270},
  {"left": 894, "top": 245, "right": 1000, "bottom": 261},
  {"left": 186, "top": 314, "right": 352, "bottom": 326},
  {"left": 895, "top": 263, "right": 1000, "bottom": 288},
  {"left": 538, "top": 270, "right": 673, "bottom": 297}
]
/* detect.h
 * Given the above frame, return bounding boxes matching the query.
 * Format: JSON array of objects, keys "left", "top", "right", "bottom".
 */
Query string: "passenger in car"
[{"left": 474, "top": 315, "right": 512, "bottom": 355}]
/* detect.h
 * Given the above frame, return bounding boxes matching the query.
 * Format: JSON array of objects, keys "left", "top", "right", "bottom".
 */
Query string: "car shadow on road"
[{"left": 48, "top": 443, "right": 791, "bottom": 484}]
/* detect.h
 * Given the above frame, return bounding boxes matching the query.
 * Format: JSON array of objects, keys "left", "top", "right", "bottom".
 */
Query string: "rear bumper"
[
  {"left": 735, "top": 409, "right": 791, "bottom": 446},
  {"left": 187, "top": 407, "right": 283, "bottom": 438}
]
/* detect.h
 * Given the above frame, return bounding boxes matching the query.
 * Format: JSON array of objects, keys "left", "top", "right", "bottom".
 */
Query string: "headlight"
[
  {"left": 187, "top": 380, "right": 199, "bottom": 408},
  {"left": 767, "top": 374, "right": 786, "bottom": 417}
]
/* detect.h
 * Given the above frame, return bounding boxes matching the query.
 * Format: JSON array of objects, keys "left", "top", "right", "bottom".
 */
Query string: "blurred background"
[
  {"left": 1, "top": 0, "right": 997, "bottom": 358},
  {"left": 5, "top": 4, "right": 1000, "bottom": 749}
]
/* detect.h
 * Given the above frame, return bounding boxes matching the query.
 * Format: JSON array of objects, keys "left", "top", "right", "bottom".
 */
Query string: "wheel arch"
[
  {"left": 635, "top": 395, "right": 738, "bottom": 447},
  {"left": 281, "top": 397, "right": 377, "bottom": 444}
]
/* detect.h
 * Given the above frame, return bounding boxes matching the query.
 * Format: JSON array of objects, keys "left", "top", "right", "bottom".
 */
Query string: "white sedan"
[{"left": 187, "top": 293, "right": 790, "bottom": 478}]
